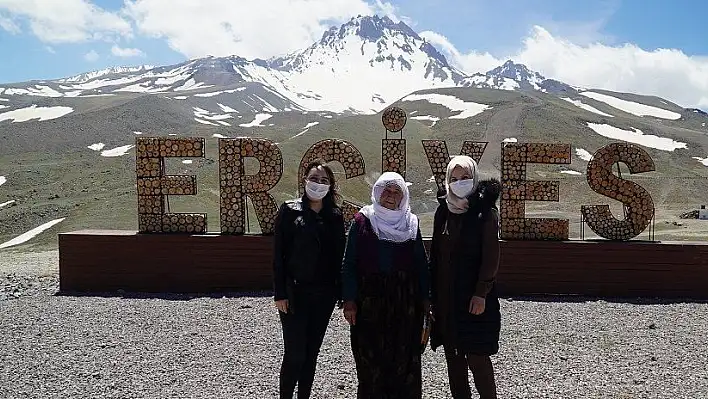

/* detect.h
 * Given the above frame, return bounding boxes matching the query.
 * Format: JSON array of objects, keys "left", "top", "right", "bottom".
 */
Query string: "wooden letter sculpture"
[
  {"left": 500, "top": 142, "right": 572, "bottom": 240},
  {"left": 135, "top": 137, "right": 207, "bottom": 233},
  {"left": 381, "top": 106, "right": 407, "bottom": 178},
  {"left": 219, "top": 138, "right": 283, "bottom": 235},
  {"left": 581, "top": 142, "right": 655, "bottom": 240}
]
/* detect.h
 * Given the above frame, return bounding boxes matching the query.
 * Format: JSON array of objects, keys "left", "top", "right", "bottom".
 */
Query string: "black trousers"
[
  {"left": 278, "top": 289, "right": 336, "bottom": 399},
  {"left": 443, "top": 345, "right": 497, "bottom": 399}
]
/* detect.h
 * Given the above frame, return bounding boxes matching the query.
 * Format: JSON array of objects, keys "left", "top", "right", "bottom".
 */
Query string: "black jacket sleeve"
[
  {"left": 341, "top": 222, "right": 359, "bottom": 302},
  {"left": 429, "top": 206, "right": 442, "bottom": 305},
  {"left": 333, "top": 210, "right": 346, "bottom": 303},
  {"left": 272, "top": 203, "right": 289, "bottom": 301},
  {"left": 413, "top": 227, "right": 430, "bottom": 301}
]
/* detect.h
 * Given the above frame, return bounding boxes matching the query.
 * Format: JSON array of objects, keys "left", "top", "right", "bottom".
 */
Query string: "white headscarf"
[
  {"left": 445, "top": 155, "right": 480, "bottom": 214},
  {"left": 359, "top": 172, "right": 419, "bottom": 243}
]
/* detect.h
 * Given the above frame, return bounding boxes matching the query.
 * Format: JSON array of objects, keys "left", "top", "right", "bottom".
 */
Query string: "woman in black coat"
[
  {"left": 429, "top": 155, "right": 502, "bottom": 399},
  {"left": 272, "top": 159, "right": 346, "bottom": 399}
]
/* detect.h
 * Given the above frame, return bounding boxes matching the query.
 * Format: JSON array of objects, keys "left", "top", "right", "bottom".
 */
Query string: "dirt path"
[{"left": 484, "top": 105, "right": 525, "bottom": 140}]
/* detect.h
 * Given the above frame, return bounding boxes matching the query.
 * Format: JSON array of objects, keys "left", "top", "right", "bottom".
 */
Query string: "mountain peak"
[
  {"left": 319, "top": 14, "right": 419, "bottom": 46},
  {"left": 308, "top": 14, "right": 450, "bottom": 68},
  {"left": 271, "top": 13, "right": 457, "bottom": 74},
  {"left": 461, "top": 60, "right": 575, "bottom": 94},
  {"left": 486, "top": 60, "right": 544, "bottom": 82},
  {"left": 260, "top": 14, "right": 463, "bottom": 112}
]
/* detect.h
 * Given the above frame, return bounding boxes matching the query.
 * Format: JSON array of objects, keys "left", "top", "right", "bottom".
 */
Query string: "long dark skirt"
[
  {"left": 432, "top": 285, "right": 501, "bottom": 356},
  {"left": 350, "top": 270, "right": 424, "bottom": 399},
  {"left": 456, "top": 288, "right": 501, "bottom": 356}
]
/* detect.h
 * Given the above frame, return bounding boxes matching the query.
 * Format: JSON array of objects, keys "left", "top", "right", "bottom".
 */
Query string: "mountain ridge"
[{"left": 1, "top": 15, "right": 703, "bottom": 116}]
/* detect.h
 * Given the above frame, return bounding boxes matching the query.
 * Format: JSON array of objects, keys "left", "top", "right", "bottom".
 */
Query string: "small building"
[{"left": 699, "top": 205, "right": 708, "bottom": 220}]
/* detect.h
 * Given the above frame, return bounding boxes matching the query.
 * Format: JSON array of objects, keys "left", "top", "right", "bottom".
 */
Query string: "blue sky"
[
  {"left": 0, "top": 0, "right": 704, "bottom": 83},
  {"left": 400, "top": 0, "right": 708, "bottom": 56},
  {"left": 0, "top": 0, "right": 706, "bottom": 109}
]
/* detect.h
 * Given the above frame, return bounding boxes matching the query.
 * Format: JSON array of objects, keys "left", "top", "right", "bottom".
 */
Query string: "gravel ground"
[
  {"left": 0, "top": 250, "right": 58, "bottom": 301},
  {"left": 1, "top": 252, "right": 708, "bottom": 398}
]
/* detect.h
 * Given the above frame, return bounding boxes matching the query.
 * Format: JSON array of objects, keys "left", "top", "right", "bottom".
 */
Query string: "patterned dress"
[{"left": 342, "top": 213, "right": 430, "bottom": 399}]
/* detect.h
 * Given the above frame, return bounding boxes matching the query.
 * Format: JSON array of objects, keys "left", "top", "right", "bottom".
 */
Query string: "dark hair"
[{"left": 304, "top": 159, "right": 342, "bottom": 209}]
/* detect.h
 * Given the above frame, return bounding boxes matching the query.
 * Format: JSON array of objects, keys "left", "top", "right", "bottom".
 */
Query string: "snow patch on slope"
[
  {"left": 0, "top": 105, "right": 73, "bottom": 122},
  {"left": 174, "top": 78, "right": 213, "bottom": 92},
  {"left": 218, "top": 103, "right": 239, "bottom": 113},
  {"left": 586, "top": 123, "right": 686, "bottom": 151},
  {"left": 240, "top": 113, "right": 273, "bottom": 127},
  {"left": 0, "top": 218, "right": 66, "bottom": 249},
  {"left": 411, "top": 115, "right": 440, "bottom": 127},
  {"left": 693, "top": 157, "right": 708, "bottom": 166},
  {"left": 580, "top": 92, "right": 681, "bottom": 120},
  {"left": 290, "top": 121, "right": 320, "bottom": 139},
  {"left": 101, "top": 145, "right": 134, "bottom": 157},
  {"left": 193, "top": 107, "right": 232, "bottom": 126},
  {"left": 576, "top": 148, "right": 594, "bottom": 161},
  {"left": 561, "top": 97, "right": 614, "bottom": 117},
  {"left": 402, "top": 93, "right": 490, "bottom": 119},
  {"left": 194, "top": 88, "right": 247, "bottom": 98}
]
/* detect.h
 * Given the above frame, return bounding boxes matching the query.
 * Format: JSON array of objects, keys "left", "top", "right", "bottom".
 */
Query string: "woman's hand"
[
  {"left": 343, "top": 301, "right": 357, "bottom": 325},
  {"left": 469, "top": 296, "right": 486, "bottom": 315},
  {"left": 275, "top": 299, "right": 289, "bottom": 314}
]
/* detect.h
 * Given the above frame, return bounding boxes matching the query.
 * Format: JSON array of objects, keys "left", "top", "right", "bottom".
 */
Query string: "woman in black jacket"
[
  {"left": 429, "top": 155, "right": 502, "bottom": 399},
  {"left": 272, "top": 159, "right": 346, "bottom": 399}
]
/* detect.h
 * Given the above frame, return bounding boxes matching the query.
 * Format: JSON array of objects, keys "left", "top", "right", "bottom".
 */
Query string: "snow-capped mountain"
[
  {"left": 0, "top": 15, "right": 471, "bottom": 114},
  {"left": 461, "top": 60, "right": 577, "bottom": 94},
  {"left": 0, "top": 15, "right": 669, "bottom": 117},
  {"left": 56, "top": 65, "right": 156, "bottom": 84},
  {"left": 263, "top": 15, "right": 465, "bottom": 112}
]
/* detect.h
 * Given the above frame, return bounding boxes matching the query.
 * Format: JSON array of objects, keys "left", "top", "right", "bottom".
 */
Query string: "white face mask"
[
  {"left": 305, "top": 180, "right": 330, "bottom": 201},
  {"left": 449, "top": 179, "right": 475, "bottom": 198}
]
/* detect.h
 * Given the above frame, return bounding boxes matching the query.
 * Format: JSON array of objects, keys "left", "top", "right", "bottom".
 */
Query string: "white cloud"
[
  {"left": 419, "top": 30, "right": 501, "bottom": 74},
  {"left": 537, "top": 18, "right": 613, "bottom": 47},
  {"left": 84, "top": 49, "right": 99, "bottom": 62},
  {"left": 111, "top": 45, "right": 145, "bottom": 58},
  {"left": 122, "top": 0, "right": 396, "bottom": 60},
  {"left": 0, "top": 13, "right": 20, "bottom": 33},
  {"left": 0, "top": 0, "right": 131, "bottom": 43},
  {"left": 371, "top": 0, "right": 413, "bottom": 26},
  {"left": 45, "top": 46, "right": 55, "bottom": 54},
  {"left": 429, "top": 25, "right": 708, "bottom": 110}
]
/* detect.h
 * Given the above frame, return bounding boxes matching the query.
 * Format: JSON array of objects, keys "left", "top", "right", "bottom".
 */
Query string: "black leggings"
[
  {"left": 443, "top": 346, "right": 497, "bottom": 399},
  {"left": 278, "top": 291, "right": 336, "bottom": 399}
]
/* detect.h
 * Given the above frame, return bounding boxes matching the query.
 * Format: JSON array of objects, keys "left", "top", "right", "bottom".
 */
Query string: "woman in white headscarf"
[
  {"left": 428, "top": 156, "right": 501, "bottom": 399},
  {"left": 341, "top": 171, "right": 431, "bottom": 398}
]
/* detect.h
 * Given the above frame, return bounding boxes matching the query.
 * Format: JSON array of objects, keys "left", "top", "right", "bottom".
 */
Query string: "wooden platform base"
[{"left": 58, "top": 230, "right": 708, "bottom": 299}]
